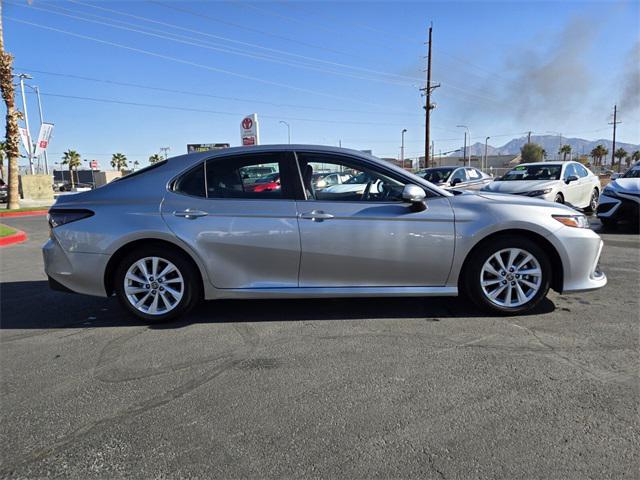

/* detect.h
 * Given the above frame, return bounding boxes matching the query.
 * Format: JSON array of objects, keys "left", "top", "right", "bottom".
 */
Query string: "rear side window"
[{"left": 174, "top": 164, "right": 206, "bottom": 197}]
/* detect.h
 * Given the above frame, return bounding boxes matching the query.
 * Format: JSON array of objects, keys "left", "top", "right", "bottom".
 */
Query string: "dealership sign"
[
  {"left": 187, "top": 143, "right": 230, "bottom": 153},
  {"left": 34, "top": 122, "right": 54, "bottom": 157},
  {"left": 19, "top": 127, "right": 32, "bottom": 154},
  {"left": 240, "top": 113, "right": 260, "bottom": 146}
]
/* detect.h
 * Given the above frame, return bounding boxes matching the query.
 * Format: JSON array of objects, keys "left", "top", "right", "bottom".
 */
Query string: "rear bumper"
[{"left": 42, "top": 237, "right": 109, "bottom": 297}]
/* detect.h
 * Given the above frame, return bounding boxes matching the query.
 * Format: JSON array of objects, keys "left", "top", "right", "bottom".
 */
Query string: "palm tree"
[
  {"left": 111, "top": 153, "right": 128, "bottom": 172},
  {"left": 61, "top": 150, "right": 82, "bottom": 188},
  {"left": 558, "top": 144, "right": 572, "bottom": 162},
  {"left": 614, "top": 148, "right": 628, "bottom": 173},
  {"left": 590, "top": 145, "right": 608, "bottom": 170},
  {"left": 0, "top": 3, "right": 21, "bottom": 209},
  {"left": 133, "top": 160, "right": 140, "bottom": 171},
  {"left": 148, "top": 153, "right": 163, "bottom": 164},
  {"left": 628, "top": 150, "right": 640, "bottom": 169}
]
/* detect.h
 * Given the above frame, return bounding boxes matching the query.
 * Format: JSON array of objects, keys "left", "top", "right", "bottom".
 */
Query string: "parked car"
[
  {"left": 312, "top": 172, "right": 352, "bottom": 190},
  {"left": 417, "top": 166, "right": 492, "bottom": 191},
  {"left": 44, "top": 145, "right": 606, "bottom": 322},
  {"left": 247, "top": 172, "right": 280, "bottom": 193},
  {"left": 0, "top": 178, "right": 7, "bottom": 203},
  {"left": 481, "top": 161, "right": 600, "bottom": 211},
  {"left": 240, "top": 165, "right": 277, "bottom": 184},
  {"left": 597, "top": 162, "right": 640, "bottom": 228}
]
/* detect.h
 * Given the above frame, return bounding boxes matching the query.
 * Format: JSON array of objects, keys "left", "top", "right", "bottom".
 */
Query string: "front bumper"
[
  {"left": 43, "top": 236, "right": 110, "bottom": 297},
  {"left": 547, "top": 226, "right": 607, "bottom": 293},
  {"left": 596, "top": 193, "right": 640, "bottom": 222}
]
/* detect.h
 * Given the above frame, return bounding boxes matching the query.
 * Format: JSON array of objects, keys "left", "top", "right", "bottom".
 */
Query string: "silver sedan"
[{"left": 43, "top": 145, "right": 606, "bottom": 321}]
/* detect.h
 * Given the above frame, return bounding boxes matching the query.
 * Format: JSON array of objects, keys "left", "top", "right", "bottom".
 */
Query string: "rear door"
[
  {"left": 294, "top": 151, "right": 455, "bottom": 287},
  {"left": 161, "top": 152, "right": 301, "bottom": 289}
]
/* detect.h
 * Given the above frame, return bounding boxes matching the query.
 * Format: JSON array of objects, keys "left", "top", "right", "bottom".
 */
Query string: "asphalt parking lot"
[{"left": 1, "top": 215, "right": 638, "bottom": 479}]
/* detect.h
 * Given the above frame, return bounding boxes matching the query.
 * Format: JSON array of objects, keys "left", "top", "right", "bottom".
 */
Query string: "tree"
[
  {"left": 133, "top": 160, "right": 139, "bottom": 171},
  {"left": 614, "top": 148, "right": 628, "bottom": 173},
  {"left": 590, "top": 145, "right": 608, "bottom": 169},
  {"left": 111, "top": 153, "right": 128, "bottom": 172},
  {"left": 558, "top": 144, "right": 572, "bottom": 162},
  {"left": 148, "top": 153, "right": 163, "bottom": 164},
  {"left": 61, "top": 150, "right": 81, "bottom": 188},
  {"left": 521, "top": 142, "right": 544, "bottom": 163},
  {"left": 629, "top": 150, "right": 640, "bottom": 168},
  {"left": 0, "top": 4, "right": 20, "bottom": 209}
]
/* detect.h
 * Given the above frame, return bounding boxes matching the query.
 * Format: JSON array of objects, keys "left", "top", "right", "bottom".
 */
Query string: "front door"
[
  {"left": 161, "top": 152, "right": 301, "bottom": 289},
  {"left": 295, "top": 152, "right": 456, "bottom": 287}
]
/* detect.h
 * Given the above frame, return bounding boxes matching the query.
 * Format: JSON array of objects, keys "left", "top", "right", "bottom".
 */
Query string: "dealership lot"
[{"left": 1, "top": 216, "right": 638, "bottom": 478}]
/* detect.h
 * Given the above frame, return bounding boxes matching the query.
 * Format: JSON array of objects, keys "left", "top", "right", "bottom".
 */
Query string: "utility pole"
[
  {"left": 160, "top": 146, "right": 170, "bottom": 159},
  {"left": 400, "top": 128, "right": 407, "bottom": 169},
  {"left": 484, "top": 136, "right": 490, "bottom": 172},
  {"left": 17, "top": 73, "right": 34, "bottom": 174},
  {"left": 421, "top": 24, "right": 439, "bottom": 169},
  {"left": 279, "top": 120, "right": 291, "bottom": 144},
  {"left": 527, "top": 131, "right": 531, "bottom": 144},
  {"left": 609, "top": 104, "right": 621, "bottom": 171}
]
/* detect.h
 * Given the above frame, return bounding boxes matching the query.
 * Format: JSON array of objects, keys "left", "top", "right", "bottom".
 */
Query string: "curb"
[
  {"left": 0, "top": 229, "right": 28, "bottom": 247},
  {"left": 0, "top": 209, "right": 48, "bottom": 218}
]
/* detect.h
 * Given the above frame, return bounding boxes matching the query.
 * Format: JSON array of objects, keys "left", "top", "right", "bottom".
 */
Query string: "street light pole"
[
  {"left": 279, "top": 121, "right": 291, "bottom": 144},
  {"left": 18, "top": 74, "right": 34, "bottom": 175},
  {"left": 484, "top": 136, "right": 490, "bottom": 172},
  {"left": 32, "top": 85, "right": 48, "bottom": 174},
  {"left": 401, "top": 128, "right": 407, "bottom": 169}
]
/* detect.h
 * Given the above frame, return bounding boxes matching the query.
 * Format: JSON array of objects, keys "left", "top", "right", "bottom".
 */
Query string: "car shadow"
[{"left": 0, "top": 280, "right": 556, "bottom": 330}]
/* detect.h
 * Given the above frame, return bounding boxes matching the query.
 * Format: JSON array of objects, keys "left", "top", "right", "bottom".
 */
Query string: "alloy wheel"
[
  {"left": 590, "top": 190, "right": 599, "bottom": 211},
  {"left": 124, "top": 257, "right": 184, "bottom": 315},
  {"left": 480, "top": 248, "right": 542, "bottom": 308}
]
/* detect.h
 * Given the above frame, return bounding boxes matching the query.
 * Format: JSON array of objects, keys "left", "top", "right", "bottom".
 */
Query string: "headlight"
[
  {"left": 526, "top": 188, "right": 553, "bottom": 197},
  {"left": 48, "top": 208, "right": 94, "bottom": 228},
  {"left": 552, "top": 214, "right": 589, "bottom": 229}
]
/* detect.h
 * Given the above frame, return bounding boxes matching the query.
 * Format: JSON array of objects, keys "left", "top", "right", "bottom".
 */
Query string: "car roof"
[{"left": 516, "top": 162, "right": 567, "bottom": 167}]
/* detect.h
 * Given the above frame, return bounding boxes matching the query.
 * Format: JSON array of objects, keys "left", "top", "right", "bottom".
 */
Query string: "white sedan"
[{"left": 481, "top": 161, "right": 601, "bottom": 211}]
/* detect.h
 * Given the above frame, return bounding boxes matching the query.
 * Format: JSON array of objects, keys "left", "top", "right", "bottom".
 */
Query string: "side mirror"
[
  {"left": 565, "top": 175, "right": 578, "bottom": 184},
  {"left": 402, "top": 184, "right": 427, "bottom": 212},
  {"left": 450, "top": 177, "right": 462, "bottom": 186}
]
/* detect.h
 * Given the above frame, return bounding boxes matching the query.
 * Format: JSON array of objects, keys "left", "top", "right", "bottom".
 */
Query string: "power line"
[
  {"left": 14, "top": 1, "right": 416, "bottom": 87},
  {"left": 7, "top": 17, "right": 394, "bottom": 108},
  {"left": 17, "top": 67, "right": 422, "bottom": 117},
  {"left": 32, "top": 91, "right": 419, "bottom": 127}
]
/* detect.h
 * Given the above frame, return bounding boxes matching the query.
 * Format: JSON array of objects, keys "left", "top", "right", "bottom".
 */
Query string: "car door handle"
[
  {"left": 173, "top": 209, "right": 208, "bottom": 219},
  {"left": 299, "top": 210, "right": 335, "bottom": 221}
]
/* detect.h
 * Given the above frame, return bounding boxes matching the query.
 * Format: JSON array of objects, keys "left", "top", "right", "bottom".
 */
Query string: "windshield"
[
  {"left": 421, "top": 168, "right": 454, "bottom": 183},
  {"left": 501, "top": 165, "right": 562, "bottom": 181},
  {"left": 623, "top": 166, "right": 640, "bottom": 178}
]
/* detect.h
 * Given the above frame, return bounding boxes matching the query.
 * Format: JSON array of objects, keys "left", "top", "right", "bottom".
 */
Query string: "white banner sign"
[
  {"left": 34, "top": 122, "right": 54, "bottom": 157},
  {"left": 19, "top": 127, "right": 32, "bottom": 154},
  {"left": 240, "top": 113, "right": 260, "bottom": 146}
]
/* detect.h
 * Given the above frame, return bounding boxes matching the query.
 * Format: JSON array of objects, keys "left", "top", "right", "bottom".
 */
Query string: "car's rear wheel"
[
  {"left": 464, "top": 236, "right": 551, "bottom": 315},
  {"left": 584, "top": 189, "right": 599, "bottom": 213},
  {"left": 114, "top": 247, "right": 201, "bottom": 322}
]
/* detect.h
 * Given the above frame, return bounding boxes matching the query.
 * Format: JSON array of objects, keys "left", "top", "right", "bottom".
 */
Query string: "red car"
[{"left": 248, "top": 173, "right": 281, "bottom": 193}]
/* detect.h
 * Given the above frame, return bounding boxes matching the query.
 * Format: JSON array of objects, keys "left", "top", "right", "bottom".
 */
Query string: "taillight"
[{"left": 48, "top": 209, "right": 94, "bottom": 228}]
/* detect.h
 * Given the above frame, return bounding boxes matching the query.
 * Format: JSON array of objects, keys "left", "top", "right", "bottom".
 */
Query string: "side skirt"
[{"left": 206, "top": 286, "right": 458, "bottom": 300}]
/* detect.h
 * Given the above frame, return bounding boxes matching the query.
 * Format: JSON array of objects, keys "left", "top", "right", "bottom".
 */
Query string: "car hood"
[
  {"left": 470, "top": 190, "right": 574, "bottom": 211},
  {"left": 482, "top": 180, "right": 559, "bottom": 194},
  {"left": 609, "top": 178, "right": 640, "bottom": 193}
]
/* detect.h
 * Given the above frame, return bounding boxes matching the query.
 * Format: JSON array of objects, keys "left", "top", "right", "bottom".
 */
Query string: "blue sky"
[{"left": 3, "top": 0, "right": 639, "bottom": 169}]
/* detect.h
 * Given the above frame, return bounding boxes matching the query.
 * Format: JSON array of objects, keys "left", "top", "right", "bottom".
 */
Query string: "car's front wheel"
[
  {"left": 114, "top": 246, "right": 201, "bottom": 322},
  {"left": 464, "top": 236, "right": 551, "bottom": 315}
]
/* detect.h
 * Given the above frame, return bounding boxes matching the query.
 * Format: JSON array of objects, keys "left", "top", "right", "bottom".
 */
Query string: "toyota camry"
[{"left": 43, "top": 145, "right": 606, "bottom": 321}]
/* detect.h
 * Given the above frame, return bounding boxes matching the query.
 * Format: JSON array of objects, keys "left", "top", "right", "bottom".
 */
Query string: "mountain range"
[{"left": 454, "top": 135, "right": 640, "bottom": 158}]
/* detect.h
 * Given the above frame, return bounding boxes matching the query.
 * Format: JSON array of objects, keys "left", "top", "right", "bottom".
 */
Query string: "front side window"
[
  {"left": 574, "top": 164, "right": 589, "bottom": 178},
  {"left": 451, "top": 169, "right": 467, "bottom": 182},
  {"left": 421, "top": 168, "right": 454, "bottom": 184},
  {"left": 297, "top": 153, "right": 406, "bottom": 202},
  {"left": 563, "top": 164, "right": 578, "bottom": 180}
]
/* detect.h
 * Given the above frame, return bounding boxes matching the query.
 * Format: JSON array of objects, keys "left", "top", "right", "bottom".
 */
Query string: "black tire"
[
  {"left": 554, "top": 193, "right": 564, "bottom": 204},
  {"left": 584, "top": 189, "right": 599, "bottom": 213},
  {"left": 463, "top": 235, "right": 551, "bottom": 315},
  {"left": 114, "top": 246, "right": 202, "bottom": 322}
]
